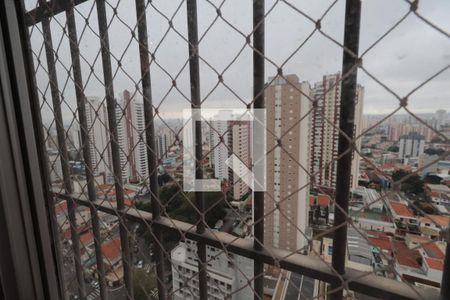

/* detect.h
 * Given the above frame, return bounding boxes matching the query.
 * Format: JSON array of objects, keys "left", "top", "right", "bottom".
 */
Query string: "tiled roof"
[
  {"left": 317, "top": 195, "right": 331, "bottom": 206},
  {"left": 393, "top": 240, "right": 422, "bottom": 269},
  {"left": 102, "top": 239, "right": 121, "bottom": 261},
  {"left": 425, "top": 257, "right": 444, "bottom": 271},
  {"left": 389, "top": 202, "right": 414, "bottom": 218},
  {"left": 80, "top": 232, "right": 94, "bottom": 245},
  {"left": 310, "top": 194, "right": 331, "bottom": 206},
  {"left": 422, "top": 242, "right": 444, "bottom": 259},
  {"left": 420, "top": 215, "right": 450, "bottom": 227},
  {"left": 368, "top": 237, "right": 391, "bottom": 251}
]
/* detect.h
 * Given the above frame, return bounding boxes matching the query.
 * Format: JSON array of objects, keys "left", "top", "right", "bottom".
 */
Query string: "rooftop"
[
  {"left": 309, "top": 194, "right": 331, "bottom": 206},
  {"left": 392, "top": 240, "right": 422, "bottom": 269},
  {"left": 389, "top": 201, "right": 414, "bottom": 218},
  {"left": 419, "top": 215, "right": 450, "bottom": 227},
  {"left": 425, "top": 258, "right": 444, "bottom": 271},
  {"left": 349, "top": 209, "right": 391, "bottom": 222},
  {"left": 79, "top": 232, "right": 94, "bottom": 245},
  {"left": 368, "top": 237, "right": 392, "bottom": 252},
  {"left": 426, "top": 184, "right": 450, "bottom": 193},
  {"left": 101, "top": 239, "right": 122, "bottom": 261},
  {"left": 423, "top": 243, "right": 445, "bottom": 260}
]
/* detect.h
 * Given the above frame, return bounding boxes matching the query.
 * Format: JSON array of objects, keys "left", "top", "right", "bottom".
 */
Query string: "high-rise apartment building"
[
  {"left": 310, "top": 74, "right": 341, "bottom": 190},
  {"left": 352, "top": 85, "right": 364, "bottom": 189},
  {"left": 156, "top": 126, "right": 176, "bottom": 160},
  {"left": 435, "top": 109, "right": 447, "bottom": 130},
  {"left": 228, "top": 121, "right": 251, "bottom": 200},
  {"left": 398, "top": 132, "right": 425, "bottom": 159},
  {"left": 264, "top": 74, "right": 311, "bottom": 251},
  {"left": 309, "top": 74, "right": 364, "bottom": 190},
  {"left": 115, "top": 90, "right": 148, "bottom": 183},
  {"left": 209, "top": 116, "right": 251, "bottom": 200},
  {"left": 85, "top": 96, "right": 112, "bottom": 180}
]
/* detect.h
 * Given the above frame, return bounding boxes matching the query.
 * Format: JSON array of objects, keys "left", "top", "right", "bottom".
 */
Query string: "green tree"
[
  {"left": 158, "top": 173, "right": 172, "bottom": 186},
  {"left": 392, "top": 170, "right": 424, "bottom": 195},
  {"left": 424, "top": 148, "right": 445, "bottom": 156},
  {"left": 430, "top": 136, "right": 445, "bottom": 143},
  {"left": 132, "top": 269, "right": 157, "bottom": 300},
  {"left": 387, "top": 145, "right": 399, "bottom": 152}
]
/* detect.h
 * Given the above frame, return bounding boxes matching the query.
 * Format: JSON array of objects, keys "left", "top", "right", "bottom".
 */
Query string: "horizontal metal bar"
[
  {"left": 52, "top": 191, "right": 440, "bottom": 300},
  {"left": 25, "top": 0, "right": 89, "bottom": 26}
]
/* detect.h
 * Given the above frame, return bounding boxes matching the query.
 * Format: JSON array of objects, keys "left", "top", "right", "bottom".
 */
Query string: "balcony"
[{"left": 0, "top": 0, "right": 449, "bottom": 300}]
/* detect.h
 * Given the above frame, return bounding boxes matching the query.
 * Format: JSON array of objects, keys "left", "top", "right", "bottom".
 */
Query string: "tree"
[
  {"left": 391, "top": 170, "right": 424, "bottom": 195},
  {"left": 158, "top": 173, "right": 172, "bottom": 186},
  {"left": 387, "top": 145, "right": 399, "bottom": 152},
  {"left": 430, "top": 136, "right": 445, "bottom": 143},
  {"left": 134, "top": 183, "right": 227, "bottom": 251},
  {"left": 424, "top": 148, "right": 445, "bottom": 156},
  {"left": 132, "top": 269, "right": 157, "bottom": 300}
]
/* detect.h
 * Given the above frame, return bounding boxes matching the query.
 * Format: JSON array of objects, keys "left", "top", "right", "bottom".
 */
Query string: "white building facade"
[
  {"left": 85, "top": 96, "right": 112, "bottom": 180},
  {"left": 264, "top": 74, "right": 310, "bottom": 251},
  {"left": 398, "top": 132, "right": 425, "bottom": 159},
  {"left": 171, "top": 240, "right": 253, "bottom": 300},
  {"left": 115, "top": 90, "right": 148, "bottom": 184}
]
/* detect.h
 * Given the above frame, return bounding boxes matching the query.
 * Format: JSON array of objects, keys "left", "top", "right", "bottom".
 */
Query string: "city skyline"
[{"left": 31, "top": 0, "right": 450, "bottom": 125}]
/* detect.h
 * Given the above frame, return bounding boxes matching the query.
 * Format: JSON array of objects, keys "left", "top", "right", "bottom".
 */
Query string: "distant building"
[
  {"left": 228, "top": 121, "right": 251, "bottom": 200},
  {"left": 156, "top": 126, "right": 176, "bottom": 160},
  {"left": 264, "top": 74, "right": 310, "bottom": 251},
  {"left": 115, "top": 90, "right": 148, "bottom": 183},
  {"left": 209, "top": 115, "right": 251, "bottom": 200},
  {"left": 388, "top": 201, "right": 419, "bottom": 235},
  {"left": 85, "top": 96, "right": 112, "bottom": 179},
  {"left": 398, "top": 132, "right": 425, "bottom": 159},
  {"left": 48, "top": 150, "right": 62, "bottom": 183},
  {"left": 209, "top": 116, "right": 231, "bottom": 181},
  {"left": 418, "top": 154, "right": 439, "bottom": 177},
  {"left": 309, "top": 73, "right": 364, "bottom": 190},
  {"left": 435, "top": 109, "right": 447, "bottom": 130},
  {"left": 171, "top": 239, "right": 253, "bottom": 300}
]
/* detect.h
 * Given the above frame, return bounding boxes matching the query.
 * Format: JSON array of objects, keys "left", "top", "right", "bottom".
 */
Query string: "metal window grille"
[{"left": 19, "top": 0, "right": 450, "bottom": 299}]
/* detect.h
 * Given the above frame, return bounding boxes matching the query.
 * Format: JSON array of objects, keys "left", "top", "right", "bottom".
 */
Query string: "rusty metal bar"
[
  {"left": 330, "top": 1, "right": 362, "bottom": 300},
  {"left": 39, "top": 0, "right": 86, "bottom": 297},
  {"left": 253, "top": 0, "right": 265, "bottom": 299},
  {"left": 441, "top": 227, "right": 450, "bottom": 299},
  {"left": 25, "top": 0, "right": 89, "bottom": 26},
  {"left": 95, "top": 0, "right": 133, "bottom": 298},
  {"left": 134, "top": 0, "right": 166, "bottom": 299},
  {"left": 186, "top": 0, "right": 208, "bottom": 298},
  {"left": 65, "top": 2, "right": 107, "bottom": 299}
]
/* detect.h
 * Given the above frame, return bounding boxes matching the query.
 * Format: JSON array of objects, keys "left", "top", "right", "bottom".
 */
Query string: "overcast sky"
[{"left": 27, "top": 0, "right": 449, "bottom": 122}]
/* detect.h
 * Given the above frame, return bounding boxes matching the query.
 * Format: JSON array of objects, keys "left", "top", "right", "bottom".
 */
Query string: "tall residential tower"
[
  {"left": 310, "top": 74, "right": 364, "bottom": 191},
  {"left": 264, "top": 74, "right": 311, "bottom": 251}
]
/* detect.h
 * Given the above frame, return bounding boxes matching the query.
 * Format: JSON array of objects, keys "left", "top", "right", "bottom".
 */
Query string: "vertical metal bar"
[
  {"left": 95, "top": 0, "right": 133, "bottom": 298},
  {"left": 330, "top": 1, "right": 361, "bottom": 300},
  {"left": 134, "top": 0, "right": 166, "bottom": 299},
  {"left": 186, "top": 1, "right": 207, "bottom": 299},
  {"left": 441, "top": 227, "right": 450, "bottom": 299},
  {"left": 22, "top": 11, "right": 66, "bottom": 300},
  {"left": 39, "top": 1, "right": 86, "bottom": 297},
  {"left": 65, "top": 3, "right": 107, "bottom": 299},
  {"left": 253, "top": 0, "right": 265, "bottom": 299}
]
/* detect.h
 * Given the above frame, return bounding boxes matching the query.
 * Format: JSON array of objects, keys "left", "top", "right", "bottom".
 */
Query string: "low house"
[{"left": 388, "top": 201, "right": 419, "bottom": 234}]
